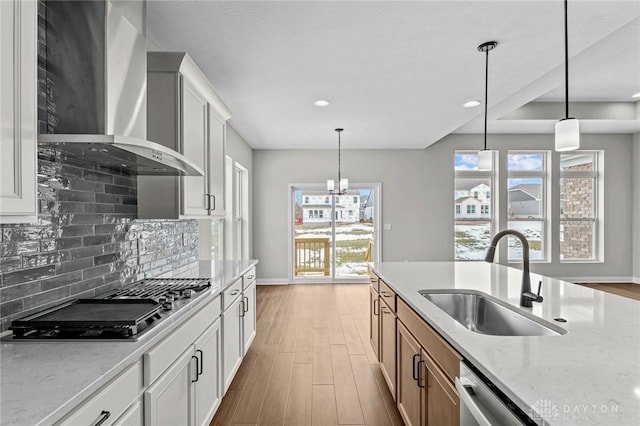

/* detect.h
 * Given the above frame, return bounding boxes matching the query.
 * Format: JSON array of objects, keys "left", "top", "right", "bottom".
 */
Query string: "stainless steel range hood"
[{"left": 38, "top": 0, "right": 203, "bottom": 176}]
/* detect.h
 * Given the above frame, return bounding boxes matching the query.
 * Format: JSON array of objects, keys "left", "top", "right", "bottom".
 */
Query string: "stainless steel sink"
[{"left": 419, "top": 290, "right": 566, "bottom": 336}]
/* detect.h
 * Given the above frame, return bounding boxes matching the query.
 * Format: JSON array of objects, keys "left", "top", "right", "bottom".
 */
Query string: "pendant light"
[
  {"left": 327, "top": 128, "right": 348, "bottom": 195},
  {"left": 477, "top": 41, "right": 498, "bottom": 171},
  {"left": 555, "top": 0, "right": 580, "bottom": 151}
]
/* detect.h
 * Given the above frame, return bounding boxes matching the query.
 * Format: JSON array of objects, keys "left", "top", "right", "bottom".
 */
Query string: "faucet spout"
[{"left": 485, "top": 229, "right": 534, "bottom": 308}]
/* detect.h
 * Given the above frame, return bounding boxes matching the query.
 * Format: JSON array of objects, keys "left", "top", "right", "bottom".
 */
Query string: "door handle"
[
  {"left": 205, "top": 193, "right": 210, "bottom": 210},
  {"left": 196, "top": 349, "right": 204, "bottom": 375},
  {"left": 209, "top": 194, "right": 216, "bottom": 211},
  {"left": 373, "top": 298, "right": 379, "bottom": 315},
  {"left": 417, "top": 360, "right": 425, "bottom": 388},
  {"left": 412, "top": 354, "right": 420, "bottom": 381},
  {"left": 243, "top": 296, "right": 249, "bottom": 313},
  {"left": 191, "top": 355, "right": 199, "bottom": 382},
  {"left": 240, "top": 299, "right": 245, "bottom": 317}
]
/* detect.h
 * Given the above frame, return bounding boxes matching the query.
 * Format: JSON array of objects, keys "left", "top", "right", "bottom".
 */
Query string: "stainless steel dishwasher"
[{"left": 456, "top": 362, "right": 536, "bottom": 426}]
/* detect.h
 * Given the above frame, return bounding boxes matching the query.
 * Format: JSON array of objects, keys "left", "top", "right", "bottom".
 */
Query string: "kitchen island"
[
  {"left": 0, "top": 260, "right": 257, "bottom": 426},
  {"left": 370, "top": 261, "right": 640, "bottom": 426}
]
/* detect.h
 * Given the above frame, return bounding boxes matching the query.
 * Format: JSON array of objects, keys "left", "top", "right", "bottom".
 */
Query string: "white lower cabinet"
[
  {"left": 194, "top": 320, "right": 222, "bottom": 426},
  {"left": 144, "top": 348, "right": 194, "bottom": 426},
  {"left": 113, "top": 401, "right": 142, "bottom": 426},
  {"left": 222, "top": 295, "right": 243, "bottom": 393},
  {"left": 56, "top": 362, "right": 141, "bottom": 426},
  {"left": 242, "top": 281, "right": 256, "bottom": 354}
]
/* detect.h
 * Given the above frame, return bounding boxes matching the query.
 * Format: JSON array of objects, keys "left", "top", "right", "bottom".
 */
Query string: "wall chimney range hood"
[{"left": 38, "top": 0, "right": 203, "bottom": 176}]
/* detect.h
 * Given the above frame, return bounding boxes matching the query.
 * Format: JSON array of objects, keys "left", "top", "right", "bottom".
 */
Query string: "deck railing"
[{"left": 294, "top": 237, "right": 330, "bottom": 276}]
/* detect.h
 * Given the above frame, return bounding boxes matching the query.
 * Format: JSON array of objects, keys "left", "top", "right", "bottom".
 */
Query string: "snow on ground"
[{"left": 455, "top": 223, "right": 542, "bottom": 260}]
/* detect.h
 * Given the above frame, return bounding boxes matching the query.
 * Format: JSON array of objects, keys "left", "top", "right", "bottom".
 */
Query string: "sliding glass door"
[{"left": 289, "top": 183, "right": 380, "bottom": 283}]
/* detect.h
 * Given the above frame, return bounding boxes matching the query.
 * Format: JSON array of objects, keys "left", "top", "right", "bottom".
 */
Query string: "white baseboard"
[
  {"left": 256, "top": 279, "right": 289, "bottom": 285},
  {"left": 556, "top": 276, "right": 636, "bottom": 283}
]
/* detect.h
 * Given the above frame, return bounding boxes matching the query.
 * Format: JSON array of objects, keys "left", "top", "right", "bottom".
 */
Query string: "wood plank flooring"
[
  {"left": 211, "top": 284, "right": 403, "bottom": 426},
  {"left": 575, "top": 283, "right": 640, "bottom": 301}
]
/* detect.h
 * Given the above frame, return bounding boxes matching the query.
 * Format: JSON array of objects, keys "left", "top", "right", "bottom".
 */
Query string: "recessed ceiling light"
[
  {"left": 463, "top": 100, "right": 481, "bottom": 108},
  {"left": 632, "top": 92, "right": 640, "bottom": 98},
  {"left": 314, "top": 100, "right": 330, "bottom": 107}
]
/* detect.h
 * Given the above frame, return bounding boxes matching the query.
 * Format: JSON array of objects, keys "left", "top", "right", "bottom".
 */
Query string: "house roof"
[
  {"left": 454, "top": 196, "right": 482, "bottom": 205},
  {"left": 455, "top": 181, "right": 490, "bottom": 191},
  {"left": 508, "top": 189, "right": 537, "bottom": 202},
  {"left": 509, "top": 184, "right": 541, "bottom": 199}
]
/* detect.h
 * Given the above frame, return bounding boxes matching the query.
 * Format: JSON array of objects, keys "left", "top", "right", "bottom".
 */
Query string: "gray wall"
[
  {"left": 227, "top": 125, "right": 254, "bottom": 259},
  {"left": 253, "top": 134, "right": 635, "bottom": 282},
  {"left": 634, "top": 133, "right": 640, "bottom": 282}
]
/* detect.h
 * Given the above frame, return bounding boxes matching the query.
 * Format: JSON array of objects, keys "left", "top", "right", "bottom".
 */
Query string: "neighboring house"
[
  {"left": 455, "top": 196, "right": 490, "bottom": 219},
  {"left": 455, "top": 182, "right": 491, "bottom": 202},
  {"left": 508, "top": 184, "right": 542, "bottom": 217},
  {"left": 301, "top": 193, "right": 360, "bottom": 223}
]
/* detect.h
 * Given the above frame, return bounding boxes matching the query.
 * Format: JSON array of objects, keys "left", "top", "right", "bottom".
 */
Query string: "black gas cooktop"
[{"left": 9, "top": 278, "right": 211, "bottom": 341}]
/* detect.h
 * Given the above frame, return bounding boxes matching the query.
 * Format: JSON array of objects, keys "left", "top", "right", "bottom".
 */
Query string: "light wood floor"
[
  {"left": 210, "top": 284, "right": 403, "bottom": 426},
  {"left": 575, "top": 283, "right": 640, "bottom": 301}
]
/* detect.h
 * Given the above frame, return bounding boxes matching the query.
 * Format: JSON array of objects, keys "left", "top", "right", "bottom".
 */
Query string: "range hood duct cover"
[{"left": 38, "top": 0, "right": 203, "bottom": 176}]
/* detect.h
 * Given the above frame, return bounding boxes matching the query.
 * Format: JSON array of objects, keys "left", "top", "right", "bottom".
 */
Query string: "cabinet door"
[
  {"left": 397, "top": 321, "right": 423, "bottom": 426},
  {"left": 222, "top": 296, "right": 243, "bottom": 392},
  {"left": 144, "top": 348, "right": 195, "bottom": 426},
  {"left": 194, "top": 319, "right": 222, "bottom": 426},
  {"left": 207, "top": 107, "right": 225, "bottom": 216},
  {"left": 370, "top": 286, "right": 380, "bottom": 361},
  {"left": 181, "top": 77, "right": 208, "bottom": 216},
  {"left": 242, "top": 282, "right": 256, "bottom": 355},
  {"left": 380, "top": 301, "right": 397, "bottom": 399},
  {"left": 424, "top": 351, "right": 459, "bottom": 426},
  {"left": 0, "top": 0, "right": 37, "bottom": 223}
]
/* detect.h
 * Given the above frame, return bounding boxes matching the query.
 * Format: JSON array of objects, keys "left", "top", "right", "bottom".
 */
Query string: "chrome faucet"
[{"left": 484, "top": 229, "right": 543, "bottom": 308}]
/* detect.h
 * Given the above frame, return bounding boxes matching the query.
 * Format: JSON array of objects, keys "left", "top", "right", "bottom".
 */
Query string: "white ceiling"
[{"left": 146, "top": 1, "right": 640, "bottom": 150}]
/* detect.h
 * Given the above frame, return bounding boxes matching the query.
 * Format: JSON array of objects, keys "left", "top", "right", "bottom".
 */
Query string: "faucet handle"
[{"left": 524, "top": 281, "right": 544, "bottom": 303}]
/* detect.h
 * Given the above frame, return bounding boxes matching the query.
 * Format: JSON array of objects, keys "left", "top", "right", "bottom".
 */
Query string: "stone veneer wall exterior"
[
  {"left": 561, "top": 162, "right": 595, "bottom": 259},
  {"left": 0, "top": 151, "right": 198, "bottom": 332}
]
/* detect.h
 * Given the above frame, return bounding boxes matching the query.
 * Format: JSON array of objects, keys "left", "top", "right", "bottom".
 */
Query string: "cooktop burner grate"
[{"left": 97, "top": 278, "right": 211, "bottom": 300}]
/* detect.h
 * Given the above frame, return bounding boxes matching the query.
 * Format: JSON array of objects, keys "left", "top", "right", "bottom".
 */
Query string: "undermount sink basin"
[{"left": 419, "top": 290, "right": 566, "bottom": 336}]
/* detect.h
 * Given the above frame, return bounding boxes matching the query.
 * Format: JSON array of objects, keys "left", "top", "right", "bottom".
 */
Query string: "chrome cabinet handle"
[
  {"left": 246, "top": 275, "right": 255, "bottom": 280},
  {"left": 204, "top": 193, "right": 210, "bottom": 210},
  {"left": 230, "top": 289, "right": 240, "bottom": 296},
  {"left": 209, "top": 195, "right": 216, "bottom": 211},
  {"left": 373, "top": 298, "right": 379, "bottom": 315},
  {"left": 243, "top": 296, "right": 249, "bottom": 313},
  {"left": 196, "top": 349, "right": 203, "bottom": 375},
  {"left": 240, "top": 299, "right": 245, "bottom": 317},
  {"left": 94, "top": 410, "right": 111, "bottom": 426}
]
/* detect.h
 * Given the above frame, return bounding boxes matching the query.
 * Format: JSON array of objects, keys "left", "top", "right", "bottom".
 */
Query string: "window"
[
  {"left": 324, "top": 197, "right": 329, "bottom": 204},
  {"left": 353, "top": 196, "right": 358, "bottom": 204},
  {"left": 304, "top": 196, "right": 309, "bottom": 204},
  {"left": 560, "top": 152, "right": 600, "bottom": 261},
  {"left": 454, "top": 151, "right": 494, "bottom": 260},
  {"left": 481, "top": 205, "right": 489, "bottom": 215},
  {"left": 507, "top": 151, "right": 548, "bottom": 261}
]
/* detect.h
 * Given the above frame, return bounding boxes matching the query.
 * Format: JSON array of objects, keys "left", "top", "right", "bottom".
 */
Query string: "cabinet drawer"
[
  {"left": 223, "top": 278, "right": 243, "bottom": 310},
  {"left": 397, "top": 298, "right": 462, "bottom": 383},
  {"left": 379, "top": 280, "right": 396, "bottom": 312},
  {"left": 144, "top": 299, "right": 220, "bottom": 386},
  {"left": 369, "top": 271, "right": 379, "bottom": 293},
  {"left": 57, "top": 362, "right": 141, "bottom": 426},
  {"left": 243, "top": 266, "right": 256, "bottom": 289}
]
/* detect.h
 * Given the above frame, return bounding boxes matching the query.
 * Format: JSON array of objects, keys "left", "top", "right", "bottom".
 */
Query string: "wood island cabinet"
[{"left": 369, "top": 271, "right": 462, "bottom": 426}]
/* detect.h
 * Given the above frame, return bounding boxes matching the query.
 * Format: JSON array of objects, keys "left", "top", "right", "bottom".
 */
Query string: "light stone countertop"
[
  {"left": 0, "top": 259, "right": 258, "bottom": 426},
  {"left": 370, "top": 261, "right": 640, "bottom": 426}
]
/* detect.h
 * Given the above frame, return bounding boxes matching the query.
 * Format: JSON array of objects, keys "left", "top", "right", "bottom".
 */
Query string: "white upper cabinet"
[
  {"left": 138, "top": 52, "right": 232, "bottom": 219},
  {"left": 0, "top": 0, "right": 37, "bottom": 223}
]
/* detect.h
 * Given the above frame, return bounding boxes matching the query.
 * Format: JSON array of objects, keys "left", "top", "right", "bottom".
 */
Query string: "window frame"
[
  {"left": 454, "top": 150, "right": 496, "bottom": 261},
  {"left": 559, "top": 151, "right": 601, "bottom": 262},
  {"left": 506, "top": 150, "right": 549, "bottom": 263}
]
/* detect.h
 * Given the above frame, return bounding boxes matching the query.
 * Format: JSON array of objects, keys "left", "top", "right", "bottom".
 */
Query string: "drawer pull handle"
[
  {"left": 94, "top": 411, "right": 111, "bottom": 426},
  {"left": 243, "top": 296, "right": 249, "bottom": 313},
  {"left": 230, "top": 289, "right": 240, "bottom": 296},
  {"left": 246, "top": 275, "right": 255, "bottom": 280}
]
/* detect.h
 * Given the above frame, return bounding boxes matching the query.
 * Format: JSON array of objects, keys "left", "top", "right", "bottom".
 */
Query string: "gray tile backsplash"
[{"left": 0, "top": 152, "right": 199, "bottom": 332}]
